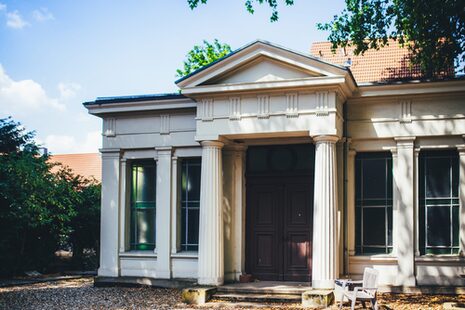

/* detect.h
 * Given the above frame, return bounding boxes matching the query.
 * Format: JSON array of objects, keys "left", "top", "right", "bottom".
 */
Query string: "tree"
[
  {"left": 176, "top": 39, "right": 233, "bottom": 77},
  {"left": 318, "top": 0, "right": 465, "bottom": 78},
  {"left": 0, "top": 117, "right": 101, "bottom": 275},
  {"left": 187, "top": 0, "right": 295, "bottom": 22}
]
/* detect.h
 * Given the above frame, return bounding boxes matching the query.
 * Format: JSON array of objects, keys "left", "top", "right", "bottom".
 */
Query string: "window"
[
  {"left": 355, "top": 152, "right": 393, "bottom": 254},
  {"left": 130, "top": 160, "right": 156, "bottom": 251},
  {"left": 419, "top": 150, "right": 459, "bottom": 255},
  {"left": 180, "top": 158, "right": 201, "bottom": 251}
]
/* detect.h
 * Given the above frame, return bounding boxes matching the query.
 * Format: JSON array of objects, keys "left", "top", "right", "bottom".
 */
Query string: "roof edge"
[{"left": 83, "top": 92, "right": 187, "bottom": 106}]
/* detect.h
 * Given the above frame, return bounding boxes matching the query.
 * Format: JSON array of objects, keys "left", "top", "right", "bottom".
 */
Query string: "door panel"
[
  {"left": 246, "top": 178, "right": 313, "bottom": 281},
  {"left": 283, "top": 183, "right": 312, "bottom": 281},
  {"left": 247, "top": 184, "right": 283, "bottom": 280}
]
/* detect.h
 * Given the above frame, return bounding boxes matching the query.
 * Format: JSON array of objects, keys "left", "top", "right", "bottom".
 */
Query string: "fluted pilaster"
[
  {"left": 198, "top": 140, "right": 224, "bottom": 285},
  {"left": 312, "top": 135, "right": 339, "bottom": 289}
]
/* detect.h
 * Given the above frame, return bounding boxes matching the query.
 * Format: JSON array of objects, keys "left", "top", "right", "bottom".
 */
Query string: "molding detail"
[
  {"left": 103, "top": 117, "right": 116, "bottom": 137},
  {"left": 200, "top": 98, "right": 214, "bottom": 121},
  {"left": 229, "top": 97, "right": 241, "bottom": 120},
  {"left": 160, "top": 114, "right": 170, "bottom": 135},
  {"left": 286, "top": 93, "right": 299, "bottom": 118},
  {"left": 316, "top": 91, "right": 329, "bottom": 116},
  {"left": 257, "top": 95, "right": 270, "bottom": 119},
  {"left": 400, "top": 100, "right": 412, "bottom": 123}
]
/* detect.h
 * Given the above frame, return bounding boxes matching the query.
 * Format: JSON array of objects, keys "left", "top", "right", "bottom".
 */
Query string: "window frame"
[
  {"left": 419, "top": 149, "right": 460, "bottom": 255},
  {"left": 129, "top": 159, "right": 157, "bottom": 251},
  {"left": 355, "top": 152, "right": 393, "bottom": 255},
  {"left": 179, "top": 157, "right": 201, "bottom": 252}
]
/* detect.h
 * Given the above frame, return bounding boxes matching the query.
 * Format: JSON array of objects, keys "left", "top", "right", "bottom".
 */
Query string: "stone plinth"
[{"left": 302, "top": 289, "right": 334, "bottom": 309}]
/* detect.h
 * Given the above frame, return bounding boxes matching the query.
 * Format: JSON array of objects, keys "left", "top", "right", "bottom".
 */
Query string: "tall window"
[
  {"left": 355, "top": 152, "right": 393, "bottom": 254},
  {"left": 419, "top": 150, "right": 459, "bottom": 255},
  {"left": 130, "top": 161, "right": 156, "bottom": 251},
  {"left": 180, "top": 158, "right": 201, "bottom": 251}
]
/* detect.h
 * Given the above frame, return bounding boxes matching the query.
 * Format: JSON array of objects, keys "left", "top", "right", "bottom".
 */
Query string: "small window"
[
  {"left": 419, "top": 150, "right": 459, "bottom": 255},
  {"left": 355, "top": 152, "right": 393, "bottom": 254},
  {"left": 180, "top": 158, "right": 201, "bottom": 251},
  {"left": 130, "top": 160, "right": 156, "bottom": 251}
]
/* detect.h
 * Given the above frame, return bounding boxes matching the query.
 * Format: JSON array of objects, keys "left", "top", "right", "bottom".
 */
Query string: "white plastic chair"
[{"left": 337, "top": 267, "right": 379, "bottom": 310}]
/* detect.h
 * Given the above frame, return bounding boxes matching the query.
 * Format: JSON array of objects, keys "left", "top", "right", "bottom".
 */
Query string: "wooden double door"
[{"left": 246, "top": 175, "right": 313, "bottom": 281}]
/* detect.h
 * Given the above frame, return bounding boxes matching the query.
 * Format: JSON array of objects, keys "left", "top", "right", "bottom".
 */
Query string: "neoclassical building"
[{"left": 85, "top": 40, "right": 465, "bottom": 289}]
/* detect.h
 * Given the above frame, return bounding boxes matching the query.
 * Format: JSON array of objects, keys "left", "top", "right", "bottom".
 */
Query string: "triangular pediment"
[
  {"left": 203, "top": 56, "right": 324, "bottom": 85},
  {"left": 175, "top": 40, "right": 354, "bottom": 90}
]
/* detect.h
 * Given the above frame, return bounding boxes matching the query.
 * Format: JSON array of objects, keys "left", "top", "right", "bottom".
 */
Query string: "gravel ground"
[{"left": 0, "top": 278, "right": 464, "bottom": 309}]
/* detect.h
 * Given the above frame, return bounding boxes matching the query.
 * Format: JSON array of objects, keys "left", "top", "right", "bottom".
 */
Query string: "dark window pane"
[
  {"left": 387, "top": 206, "right": 393, "bottom": 246},
  {"left": 363, "top": 208, "right": 386, "bottom": 246},
  {"left": 425, "top": 157, "right": 451, "bottom": 198},
  {"left": 187, "top": 209, "right": 200, "bottom": 245},
  {"left": 427, "top": 206, "right": 450, "bottom": 246},
  {"left": 187, "top": 163, "right": 201, "bottom": 201},
  {"left": 452, "top": 156, "right": 459, "bottom": 197},
  {"left": 181, "top": 208, "right": 187, "bottom": 247},
  {"left": 362, "top": 159, "right": 386, "bottom": 199},
  {"left": 135, "top": 209, "right": 155, "bottom": 249},
  {"left": 453, "top": 206, "right": 459, "bottom": 247}
]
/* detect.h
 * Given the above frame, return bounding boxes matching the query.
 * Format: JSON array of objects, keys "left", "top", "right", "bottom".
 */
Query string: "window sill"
[
  {"left": 171, "top": 251, "right": 198, "bottom": 259},
  {"left": 119, "top": 251, "right": 157, "bottom": 258},
  {"left": 349, "top": 254, "right": 398, "bottom": 264},
  {"left": 416, "top": 255, "right": 465, "bottom": 263}
]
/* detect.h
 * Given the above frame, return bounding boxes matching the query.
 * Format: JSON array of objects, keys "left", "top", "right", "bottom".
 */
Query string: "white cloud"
[
  {"left": 6, "top": 10, "right": 29, "bottom": 29},
  {"left": 32, "top": 8, "right": 54, "bottom": 22},
  {"left": 58, "top": 82, "right": 81, "bottom": 100},
  {"left": 0, "top": 3, "right": 6, "bottom": 11},
  {"left": 43, "top": 131, "right": 101, "bottom": 154},
  {"left": 0, "top": 64, "right": 66, "bottom": 115}
]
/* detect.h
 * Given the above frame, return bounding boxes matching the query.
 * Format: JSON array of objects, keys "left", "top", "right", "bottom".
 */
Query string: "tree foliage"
[
  {"left": 176, "top": 39, "right": 232, "bottom": 78},
  {"left": 318, "top": 0, "right": 465, "bottom": 78},
  {"left": 187, "top": 0, "right": 295, "bottom": 22},
  {"left": 0, "top": 117, "right": 101, "bottom": 275}
]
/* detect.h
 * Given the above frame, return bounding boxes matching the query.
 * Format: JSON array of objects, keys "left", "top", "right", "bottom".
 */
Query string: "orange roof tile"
[
  {"left": 310, "top": 40, "right": 425, "bottom": 84},
  {"left": 50, "top": 153, "right": 101, "bottom": 182}
]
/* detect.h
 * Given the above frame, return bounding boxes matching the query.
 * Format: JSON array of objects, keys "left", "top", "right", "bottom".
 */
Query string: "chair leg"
[
  {"left": 361, "top": 300, "right": 366, "bottom": 308},
  {"left": 339, "top": 296, "right": 344, "bottom": 310},
  {"left": 351, "top": 298, "right": 357, "bottom": 310},
  {"left": 371, "top": 298, "right": 378, "bottom": 310}
]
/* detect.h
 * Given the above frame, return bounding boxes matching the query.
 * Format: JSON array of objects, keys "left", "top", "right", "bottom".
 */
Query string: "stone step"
[{"left": 212, "top": 292, "right": 302, "bottom": 303}]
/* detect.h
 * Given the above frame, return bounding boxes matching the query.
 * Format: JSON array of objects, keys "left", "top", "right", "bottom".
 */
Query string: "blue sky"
[{"left": 0, "top": 0, "right": 345, "bottom": 154}]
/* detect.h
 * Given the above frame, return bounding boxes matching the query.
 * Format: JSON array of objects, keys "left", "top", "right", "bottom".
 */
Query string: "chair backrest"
[{"left": 362, "top": 267, "right": 379, "bottom": 289}]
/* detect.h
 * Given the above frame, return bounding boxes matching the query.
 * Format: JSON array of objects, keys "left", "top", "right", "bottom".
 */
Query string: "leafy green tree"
[
  {"left": 318, "top": 0, "right": 464, "bottom": 78},
  {"left": 176, "top": 39, "right": 233, "bottom": 77},
  {"left": 0, "top": 117, "right": 101, "bottom": 275},
  {"left": 187, "top": 0, "right": 294, "bottom": 22}
]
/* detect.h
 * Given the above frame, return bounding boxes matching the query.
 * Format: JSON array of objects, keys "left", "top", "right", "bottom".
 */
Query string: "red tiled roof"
[
  {"left": 310, "top": 40, "right": 424, "bottom": 84},
  {"left": 50, "top": 153, "right": 101, "bottom": 182}
]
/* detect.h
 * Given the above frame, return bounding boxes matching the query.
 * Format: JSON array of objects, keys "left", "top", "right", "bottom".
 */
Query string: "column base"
[
  {"left": 198, "top": 276, "right": 224, "bottom": 286},
  {"left": 98, "top": 267, "right": 119, "bottom": 277},
  {"left": 312, "top": 279, "right": 335, "bottom": 289},
  {"left": 156, "top": 270, "right": 171, "bottom": 279}
]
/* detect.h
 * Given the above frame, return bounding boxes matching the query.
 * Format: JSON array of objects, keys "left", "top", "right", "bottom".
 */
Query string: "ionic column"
[
  {"left": 458, "top": 145, "right": 465, "bottom": 256},
  {"left": 198, "top": 141, "right": 224, "bottom": 286},
  {"left": 312, "top": 135, "right": 339, "bottom": 289},
  {"left": 98, "top": 148, "right": 121, "bottom": 277}
]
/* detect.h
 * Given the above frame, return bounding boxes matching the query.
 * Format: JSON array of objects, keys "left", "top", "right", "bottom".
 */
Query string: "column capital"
[
  {"left": 156, "top": 146, "right": 173, "bottom": 155},
  {"left": 100, "top": 148, "right": 121, "bottom": 159},
  {"left": 348, "top": 149, "right": 357, "bottom": 158},
  {"left": 313, "top": 135, "right": 339, "bottom": 144},
  {"left": 394, "top": 136, "right": 416, "bottom": 149},
  {"left": 201, "top": 140, "right": 224, "bottom": 148}
]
